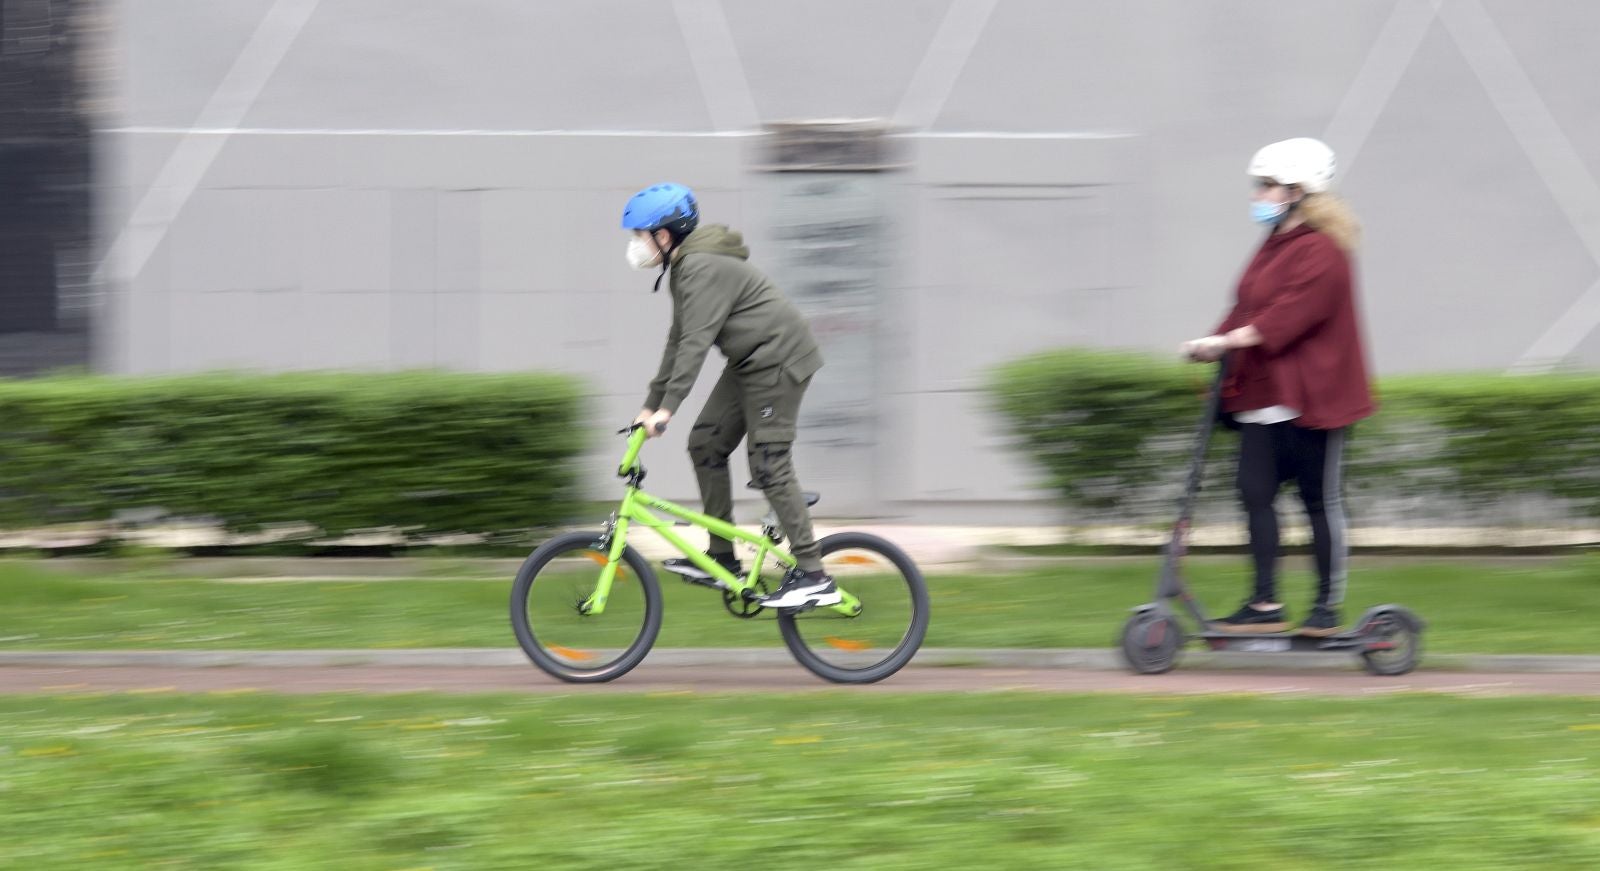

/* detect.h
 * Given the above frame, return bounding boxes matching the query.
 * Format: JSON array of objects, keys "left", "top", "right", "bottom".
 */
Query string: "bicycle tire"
[
  {"left": 510, "top": 531, "right": 662, "bottom": 683},
  {"left": 778, "top": 532, "right": 930, "bottom": 684}
]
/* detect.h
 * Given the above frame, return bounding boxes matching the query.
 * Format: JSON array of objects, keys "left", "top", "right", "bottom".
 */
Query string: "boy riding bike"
[{"left": 622, "top": 182, "right": 836, "bottom": 609}]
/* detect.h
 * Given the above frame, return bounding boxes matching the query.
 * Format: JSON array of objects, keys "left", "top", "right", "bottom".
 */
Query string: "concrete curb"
[{"left": 5, "top": 648, "right": 1600, "bottom": 673}]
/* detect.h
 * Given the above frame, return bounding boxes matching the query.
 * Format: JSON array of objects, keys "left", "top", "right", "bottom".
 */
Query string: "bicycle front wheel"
[
  {"left": 510, "top": 531, "right": 661, "bottom": 683},
  {"left": 778, "top": 532, "right": 929, "bottom": 684}
]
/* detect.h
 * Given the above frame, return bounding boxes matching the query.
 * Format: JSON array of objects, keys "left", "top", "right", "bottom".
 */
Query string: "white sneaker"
[{"left": 759, "top": 573, "right": 842, "bottom": 609}]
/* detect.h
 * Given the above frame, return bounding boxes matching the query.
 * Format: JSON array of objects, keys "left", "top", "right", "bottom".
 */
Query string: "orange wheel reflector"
[
  {"left": 583, "top": 551, "right": 626, "bottom": 579},
  {"left": 823, "top": 637, "right": 872, "bottom": 651},
  {"left": 836, "top": 555, "right": 876, "bottom": 566},
  {"left": 549, "top": 646, "right": 597, "bottom": 661}
]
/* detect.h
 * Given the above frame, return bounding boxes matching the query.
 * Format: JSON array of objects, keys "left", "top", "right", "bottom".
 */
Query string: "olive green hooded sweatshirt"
[{"left": 644, "top": 225, "right": 822, "bottom": 414}]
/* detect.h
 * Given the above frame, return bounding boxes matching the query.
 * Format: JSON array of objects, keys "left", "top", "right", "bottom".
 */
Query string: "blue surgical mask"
[{"left": 1251, "top": 199, "right": 1290, "bottom": 226}]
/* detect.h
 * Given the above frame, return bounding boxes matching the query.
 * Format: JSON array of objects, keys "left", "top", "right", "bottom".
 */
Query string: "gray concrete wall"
[{"left": 97, "top": 0, "right": 1600, "bottom": 521}]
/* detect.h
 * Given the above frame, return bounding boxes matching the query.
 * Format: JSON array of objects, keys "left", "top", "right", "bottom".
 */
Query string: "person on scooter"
[
  {"left": 622, "top": 182, "right": 837, "bottom": 610},
  {"left": 1181, "top": 138, "right": 1375, "bottom": 636}
]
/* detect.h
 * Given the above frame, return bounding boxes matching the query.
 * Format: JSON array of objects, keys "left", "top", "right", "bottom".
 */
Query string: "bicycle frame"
[{"left": 582, "top": 426, "right": 862, "bottom": 618}]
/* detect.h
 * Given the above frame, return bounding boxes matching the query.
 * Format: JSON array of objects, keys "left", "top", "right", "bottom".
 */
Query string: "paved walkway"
[{"left": 6, "top": 648, "right": 1600, "bottom": 673}]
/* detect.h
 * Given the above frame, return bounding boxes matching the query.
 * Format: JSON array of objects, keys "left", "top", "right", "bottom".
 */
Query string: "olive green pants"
[{"left": 685, "top": 365, "right": 821, "bottom": 572}]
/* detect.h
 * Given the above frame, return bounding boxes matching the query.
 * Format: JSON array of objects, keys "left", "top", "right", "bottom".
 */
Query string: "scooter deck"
[{"left": 1196, "top": 629, "right": 1368, "bottom": 653}]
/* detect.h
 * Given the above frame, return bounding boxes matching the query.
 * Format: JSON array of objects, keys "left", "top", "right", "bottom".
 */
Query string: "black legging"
[{"left": 1236, "top": 422, "right": 1349, "bottom": 607}]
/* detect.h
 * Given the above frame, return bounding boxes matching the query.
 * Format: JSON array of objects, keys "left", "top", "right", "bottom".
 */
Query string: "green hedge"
[
  {"left": 0, "top": 372, "right": 586, "bottom": 536},
  {"left": 1372, "top": 373, "right": 1600, "bottom": 514},
  {"left": 990, "top": 349, "right": 1600, "bottom": 520}
]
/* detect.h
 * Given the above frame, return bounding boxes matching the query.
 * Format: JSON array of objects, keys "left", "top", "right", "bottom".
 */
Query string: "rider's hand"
[
  {"left": 633, "top": 408, "right": 654, "bottom": 429},
  {"left": 644, "top": 408, "right": 672, "bottom": 437},
  {"left": 1181, "top": 335, "right": 1228, "bottom": 362}
]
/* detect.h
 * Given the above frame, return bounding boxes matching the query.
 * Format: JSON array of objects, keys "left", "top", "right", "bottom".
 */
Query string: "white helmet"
[{"left": 1247, "top": 137, "right": 1336, "bottom": 193}]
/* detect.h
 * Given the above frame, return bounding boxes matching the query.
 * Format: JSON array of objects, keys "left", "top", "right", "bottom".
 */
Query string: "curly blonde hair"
[{"left": 1297, "top": 192, "right": 1361, "bottom": 253}]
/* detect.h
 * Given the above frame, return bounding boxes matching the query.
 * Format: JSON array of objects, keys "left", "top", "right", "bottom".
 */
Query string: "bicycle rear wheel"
[{"left": 778, "top": 532, "right": 929, "bottom": 684}]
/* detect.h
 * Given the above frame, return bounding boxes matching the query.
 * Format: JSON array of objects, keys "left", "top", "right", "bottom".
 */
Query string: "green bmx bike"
[{"left": 511, "top": 424, "right": 930, "bottom": 684}]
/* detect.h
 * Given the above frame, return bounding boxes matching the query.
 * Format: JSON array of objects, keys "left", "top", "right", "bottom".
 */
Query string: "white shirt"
[{"left": 1233, "top": 405, "right": 1301, "bottom": 425}]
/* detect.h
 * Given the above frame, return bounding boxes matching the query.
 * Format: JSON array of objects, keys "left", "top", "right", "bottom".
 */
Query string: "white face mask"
[{"left": 626, "top": 235, "right": 661, "bottom": 270}]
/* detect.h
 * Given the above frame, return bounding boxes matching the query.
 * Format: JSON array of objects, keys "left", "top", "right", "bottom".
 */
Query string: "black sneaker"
[
  {"left": 1211, "top": 601, "right": 1290, "bottom": 634},
  {"left": 1299, "top": 605, "right": 1344, "bottom": 637},
  {"left": 758, "top": 570, "right": 842, "bottom": 610},
  {"left": 661, "top": 551, "right": 741, "bottom": 586}
]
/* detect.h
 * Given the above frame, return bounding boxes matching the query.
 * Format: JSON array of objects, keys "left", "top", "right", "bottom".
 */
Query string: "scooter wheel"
[
  {"left": 1359, "top": 607, "right": 1424, "bottom": 676},
  {"left": 1120, "top": 610, "right": 1183, "bottom": 675}
]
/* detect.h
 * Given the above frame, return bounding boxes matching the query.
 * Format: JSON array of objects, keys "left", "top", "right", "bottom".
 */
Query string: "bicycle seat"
[{"left": 746, "top": 483, "right": 821, "bottom": 507}]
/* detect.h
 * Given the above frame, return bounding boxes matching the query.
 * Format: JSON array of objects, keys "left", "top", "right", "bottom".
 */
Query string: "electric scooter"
[{"left": 1119, "top": 357, "right": 1423, "bottom": 676}]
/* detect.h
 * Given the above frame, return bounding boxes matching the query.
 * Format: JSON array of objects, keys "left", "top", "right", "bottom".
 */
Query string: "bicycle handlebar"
[{"left": 615, "top": 422, "right": 663, "bottom": 476}]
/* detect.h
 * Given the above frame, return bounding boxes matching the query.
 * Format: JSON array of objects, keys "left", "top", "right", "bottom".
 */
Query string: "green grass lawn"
[
  {"left": 2, "top": 692, "right": 1598, "bottom": 869},
  {"left": 1, "top": 556, "right": 1595, "bottom": 654}
]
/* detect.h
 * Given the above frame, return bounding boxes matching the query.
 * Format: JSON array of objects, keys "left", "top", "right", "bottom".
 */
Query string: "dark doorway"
[{"left": 0, "top": 0, "right": 96, "bottom": 374}]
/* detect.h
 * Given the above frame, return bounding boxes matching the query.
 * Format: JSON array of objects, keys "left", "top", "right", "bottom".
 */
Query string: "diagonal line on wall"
[
  {"left": 1322, "top": 0, "right": 1439, "bottom": 179},
  {"left": 91, "top": 0, "right": 323, "bottom": 286},
  {"left": 892, "top": 0, "right": 999, "bottom": 131},
  {"left": 1438, "top": 0, "right": 1600, "bottom": 370},
  {"left": 672, "top": 0, "right": 761, "bottom": 133}
]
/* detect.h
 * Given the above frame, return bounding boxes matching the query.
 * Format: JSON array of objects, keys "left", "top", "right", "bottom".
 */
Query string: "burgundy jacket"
[{"left": 1215, "top": 225, "right": 1375, "bottom": 430}]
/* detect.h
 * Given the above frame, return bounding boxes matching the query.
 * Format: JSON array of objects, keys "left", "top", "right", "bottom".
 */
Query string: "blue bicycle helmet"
[
  {"left": 621, "top": 183, "right": 699, "bottom": 238},
  {"left": 622, "top": 183, "right": 699, "bottom": 292}
]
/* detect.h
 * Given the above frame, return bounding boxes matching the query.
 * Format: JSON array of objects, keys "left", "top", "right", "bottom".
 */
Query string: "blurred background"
[{"left": 6, "top": 0, "right": 1599, "bottom": 527}]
